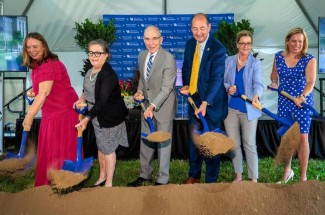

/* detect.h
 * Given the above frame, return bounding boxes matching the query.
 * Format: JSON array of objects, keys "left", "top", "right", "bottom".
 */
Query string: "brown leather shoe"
[{"left": 183, "top": 177, "right": 200, "bottom": 184}]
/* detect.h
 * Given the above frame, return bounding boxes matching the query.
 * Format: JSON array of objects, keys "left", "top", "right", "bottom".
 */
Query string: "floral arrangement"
[
  {"left": 119, "top": 79, "right": 135, "bottom": 97},
  {"left": 119, "top": 78, "right": 138, "bottom": 109}
]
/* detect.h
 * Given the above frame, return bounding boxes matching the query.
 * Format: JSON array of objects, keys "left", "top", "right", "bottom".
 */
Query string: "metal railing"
[{"left": 3, "top": 77, "right": 31, "bottom": 119}]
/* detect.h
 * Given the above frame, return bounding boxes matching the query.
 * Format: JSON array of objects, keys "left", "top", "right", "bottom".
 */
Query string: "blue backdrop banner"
[
  {"left": 103, "top": 14, "right": 234, "bottom": 118},
  {"left": 103, "top": 14, "right": 234, "bottom": 79}
]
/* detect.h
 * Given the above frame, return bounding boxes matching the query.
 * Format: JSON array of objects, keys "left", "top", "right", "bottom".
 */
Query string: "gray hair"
[
  {"left": 144, "top": 25, "right": 161, "bottom": 37},
  {"left": 88, "top": 39, "right": 110, "bottom": 54}
]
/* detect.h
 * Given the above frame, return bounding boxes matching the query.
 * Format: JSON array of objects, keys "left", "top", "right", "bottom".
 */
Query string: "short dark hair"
[{"left": 88, "top": 39, "right": 110, "bottom": 60}]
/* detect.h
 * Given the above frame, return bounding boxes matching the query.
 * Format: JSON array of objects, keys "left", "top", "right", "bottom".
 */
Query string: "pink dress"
[{"left": 31, "top": 59, "right": 78, "bottom": 186}]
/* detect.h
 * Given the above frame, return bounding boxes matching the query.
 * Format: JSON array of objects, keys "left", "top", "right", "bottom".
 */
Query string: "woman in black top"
[{"left": 75, "top": 39, "right": 129, "bottom": 187}]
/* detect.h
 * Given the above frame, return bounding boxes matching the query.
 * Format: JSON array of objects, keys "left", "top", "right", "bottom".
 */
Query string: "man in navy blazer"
[{"left": 180, "top": 13, "right": 228, "bottom": 184}]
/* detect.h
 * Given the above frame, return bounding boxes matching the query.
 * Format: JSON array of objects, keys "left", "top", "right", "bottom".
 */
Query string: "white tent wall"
[{"left": 2, "top": 0, "right": 325, "bottom": 127}]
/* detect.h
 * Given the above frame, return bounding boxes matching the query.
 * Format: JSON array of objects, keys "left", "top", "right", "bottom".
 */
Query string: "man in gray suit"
[{"left": 128, "top": 25, "right": 177, "bottom": 186}]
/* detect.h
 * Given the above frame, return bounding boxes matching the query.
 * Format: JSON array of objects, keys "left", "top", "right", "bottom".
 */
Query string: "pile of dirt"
[
  {"left": 48, "top": 169, "right": 88, "bottom": 190},
  {"left": 0, "top": 180, "right": 324, "bottom": 214},
  {"left": 0, "top": 142, "right": 36, "bottom": 177}
]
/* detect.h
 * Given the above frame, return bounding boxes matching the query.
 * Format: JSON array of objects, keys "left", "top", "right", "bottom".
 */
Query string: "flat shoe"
[{"left": 91, "top": 179, "right": 106, "bottom": 187}]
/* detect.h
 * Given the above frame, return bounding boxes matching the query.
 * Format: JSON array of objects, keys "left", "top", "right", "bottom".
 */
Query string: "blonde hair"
[
  {"left": 236, "top": 30, "right": 253, "bottom": 44},
  {"left": 284, "top": 27, "right": 308, "bottom": 56}
]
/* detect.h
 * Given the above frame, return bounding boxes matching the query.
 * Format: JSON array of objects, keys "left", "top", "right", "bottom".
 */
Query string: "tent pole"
[
  {"left": 295, "top": 0, "right": 317, "bottom": 34},
  {"left": 163, "top": 0, "right": 166, "bottom": 14},
  {"left": 22, "top": 0, "right": 34, "bottom": 16}
]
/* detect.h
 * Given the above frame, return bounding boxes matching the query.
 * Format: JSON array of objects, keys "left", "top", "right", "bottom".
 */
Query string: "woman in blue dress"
[{"left": 270, "top": 27, "right": 316, "bottom": 183}]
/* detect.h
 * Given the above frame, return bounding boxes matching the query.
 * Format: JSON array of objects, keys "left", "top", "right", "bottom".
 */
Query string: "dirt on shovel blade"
[
  {"left": 146, "top": 131, "right": 171, "bottom": 142},
  {"left": 0, "top": 140, "right": 36, "bottom": 177},
  {"left": 274, "top": 122, "right": 300, "bottom": 166},
  {"left": 48, "top": 169, "right": 88, "bottom": 190},
  {"left": 192, "top": 131, "right": 235, "bottom": 157}
]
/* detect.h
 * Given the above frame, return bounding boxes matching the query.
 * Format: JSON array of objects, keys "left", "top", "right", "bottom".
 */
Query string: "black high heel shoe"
[{"left": 91, "top": 179, "right": 106, "bottom": 187}]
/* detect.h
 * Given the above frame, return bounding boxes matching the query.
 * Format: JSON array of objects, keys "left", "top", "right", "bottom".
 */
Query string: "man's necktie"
[
  {"left": 146, "top": 54, "right": 154, "bottom": 81},
  {"left": 189, "top": 43, "right": 201, "bottom": 95}
]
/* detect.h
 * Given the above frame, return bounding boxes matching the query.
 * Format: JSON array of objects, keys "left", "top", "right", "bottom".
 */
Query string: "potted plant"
[
  {"left": 214, "top": 19, "right": 255, "bottom": 56},
  {"left": 73, "top": 18, "right": 117, "bottom": 76}
]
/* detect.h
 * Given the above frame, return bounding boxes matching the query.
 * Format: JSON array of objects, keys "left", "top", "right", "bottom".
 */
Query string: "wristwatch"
[{"left": 298, "top": 94, "right": 306, "bottom": 99}]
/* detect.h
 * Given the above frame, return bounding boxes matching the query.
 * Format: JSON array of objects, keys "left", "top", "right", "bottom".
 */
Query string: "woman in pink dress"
[{"left": 22, "top": 32, "right": 79, "bottom": 186}]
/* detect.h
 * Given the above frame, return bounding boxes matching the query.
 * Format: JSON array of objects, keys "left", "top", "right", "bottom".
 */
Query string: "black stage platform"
[{"left": 13, "top": 116, "right": 325, "bottom": 160}]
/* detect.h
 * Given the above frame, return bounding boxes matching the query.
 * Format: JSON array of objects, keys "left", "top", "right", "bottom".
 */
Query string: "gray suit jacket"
[{"left": 137, "top": 47, "right": 176, "bottom": 123}]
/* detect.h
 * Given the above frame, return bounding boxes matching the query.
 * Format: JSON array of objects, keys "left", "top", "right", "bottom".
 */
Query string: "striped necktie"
[
  {"left": 189, "top": 43, "right": 201, "bottom": 95},
  {"left": 146, "top": 54, "right": 154, "bottom": 81}
]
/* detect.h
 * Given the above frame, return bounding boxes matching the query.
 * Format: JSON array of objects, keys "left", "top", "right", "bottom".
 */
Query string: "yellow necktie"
[{"left": 189, "top": 43, "right": 201, "bottom": 95}]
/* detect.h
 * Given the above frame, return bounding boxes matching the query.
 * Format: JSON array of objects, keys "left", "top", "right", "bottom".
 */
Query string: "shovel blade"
[
  {"left": 62, "top": 156, "right": 94, "bottom": 174},
  {"left": 5, "top": 152, "right": 22, "bottom": 159},
  {"left": 5, "top": 130, "right": 29, "bottom": 159},
  {"left": 277, "top": 125, "right": 290, "bottom": 137}
]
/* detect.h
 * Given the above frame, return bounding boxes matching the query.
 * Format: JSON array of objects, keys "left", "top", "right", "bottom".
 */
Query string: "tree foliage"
[
  {"left": 73, "top": 18, "right": 117, "bottom": 52},
  {"left": 214, "top": 19, "right": 254, "bottom": 56}
]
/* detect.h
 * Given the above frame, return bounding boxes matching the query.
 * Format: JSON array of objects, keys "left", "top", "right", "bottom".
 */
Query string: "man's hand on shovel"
[
  {"left": 179, "top": 86, "right": 207, "bottom": 117},
  {"left": 134, "top": 97, "right": 171, "bottom": 143}
]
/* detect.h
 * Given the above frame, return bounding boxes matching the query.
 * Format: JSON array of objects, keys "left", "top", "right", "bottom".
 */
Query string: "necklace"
[
  {"left": 89, "top": 69, "right": 99, "bottom": 81},
  {"left": 237, "top": 56, "right": 247, "bottom": 66}
]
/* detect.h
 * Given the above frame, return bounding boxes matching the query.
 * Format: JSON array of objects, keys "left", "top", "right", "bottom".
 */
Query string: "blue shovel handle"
[
  {"left": 239, "top": 94, "right": 293, "bottom": 126},
  {"left": 178, "top": 91, "right": 210, "bottom": 133},
  {"left": 24, "top": 94, "right": 34, "bottom": 105},
  {"left": 73, "top": 103, "right": 88, "bottom": 114},
  {"left": 188, "top": 98, "right": 210, "bottom": 133},
  {"left": 134, "top": 98, "right": 156, "bottom": 133},
  {"left": 267, "top": 86, "right": 320, "bottom": 117}
]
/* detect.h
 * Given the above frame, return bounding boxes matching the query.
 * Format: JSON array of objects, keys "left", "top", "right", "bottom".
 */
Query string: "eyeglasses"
[
  {"left": 238, "top": 42, "right": 252, "bottom": 47},
  {"left": 144, "top": 36, "right": 161, "bottom": 42},
  {"left": 88, "top": 51, "right": 106, "bottom": 57}
]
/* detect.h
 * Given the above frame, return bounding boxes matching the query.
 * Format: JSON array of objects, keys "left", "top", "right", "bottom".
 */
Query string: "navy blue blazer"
[{"left": 182, "top": 35, "right": 228, "bottom": 123}]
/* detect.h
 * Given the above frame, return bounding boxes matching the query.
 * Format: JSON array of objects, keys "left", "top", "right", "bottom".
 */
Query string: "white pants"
[{"left": 224, "top": 108, "right": 259, "bottom": 179}]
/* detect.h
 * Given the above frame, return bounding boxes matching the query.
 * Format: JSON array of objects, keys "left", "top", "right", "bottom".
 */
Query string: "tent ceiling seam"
[
  {"left": 22, "top": 0, "right": 34, "bottom": 16},
  {"left": 295, "top": 0, "right": 317, "bottom": 34}
]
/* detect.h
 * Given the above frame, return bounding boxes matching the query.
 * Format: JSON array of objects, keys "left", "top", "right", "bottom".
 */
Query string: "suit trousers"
[
  {"left": 224, "top": 108, "right": 259, "bottom": 179},
  {"left": 188, "top": 95, "right": 221, "bottom": 183},
  {"left": 139, "top": 116, "right": 173, "bottom": 184}
]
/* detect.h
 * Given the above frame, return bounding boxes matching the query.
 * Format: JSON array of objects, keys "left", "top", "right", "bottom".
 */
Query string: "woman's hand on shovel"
[
  {"left": 251, "top": 94, "right": 261, "bottom": 108},
  {"left": 26, "top": 88, "right": 35, "bottom": 98},
  {"left": 75, "top": 117, "right": 90, "bottom": 131},
  {"left": 22, "top": 113, "right": 33, "bottom": 131},
  {"left": 227, "top": 85, "right": 237, "bottom": 96},
  {"left": 294, "top": 95, "right": 306, "bottom": 108}
]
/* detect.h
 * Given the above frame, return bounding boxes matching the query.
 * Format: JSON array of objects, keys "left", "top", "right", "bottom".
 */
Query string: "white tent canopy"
[
  {"left": 2, "top": 0, "right": 325, "bottom": 123},
  {"left": 4, "top": 0, "right": 324, "bottom": 51}
]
